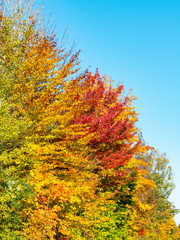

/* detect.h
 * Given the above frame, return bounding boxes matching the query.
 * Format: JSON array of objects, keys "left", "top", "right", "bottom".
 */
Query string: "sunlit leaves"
[{"left": 0, "top": 1, "right": 179, "bottom": 239}]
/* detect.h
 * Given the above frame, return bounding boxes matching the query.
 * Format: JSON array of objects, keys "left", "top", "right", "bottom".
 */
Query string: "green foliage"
[{"left": 0, "top": 169, "right": 33, "bottom": 240}]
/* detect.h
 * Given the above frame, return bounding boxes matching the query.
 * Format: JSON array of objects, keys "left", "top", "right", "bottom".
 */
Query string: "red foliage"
[
  {"left": 73, "top": 71, "right": 139, "bottom": 172},
  {"left": 138, "top": 228, "right": 146, "bottom": 236}
]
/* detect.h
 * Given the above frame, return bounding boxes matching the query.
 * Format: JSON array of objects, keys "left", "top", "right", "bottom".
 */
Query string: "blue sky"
[{"left": 37, "top": 0, "right": 180, "bottom": 224}]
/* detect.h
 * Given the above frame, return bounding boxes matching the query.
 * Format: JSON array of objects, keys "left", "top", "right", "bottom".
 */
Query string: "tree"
[
  {"left": 0, "top": 1, "right": 49, "bottom": 238},
  {"left": 141, "top": 149, "right": 179, "bottom": 239},
  {"left": 0, "top": 1, "right": 179, "bottom": 239}
]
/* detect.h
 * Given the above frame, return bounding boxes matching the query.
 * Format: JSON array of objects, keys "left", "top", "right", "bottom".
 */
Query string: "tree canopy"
[{"left": 0, "top": 1, "right": 179, "bottom": 239}]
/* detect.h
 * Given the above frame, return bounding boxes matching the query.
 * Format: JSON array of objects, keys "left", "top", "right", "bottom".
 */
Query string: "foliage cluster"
[{"left": 0, "top": 1, "right": 179, "bottom": 239}]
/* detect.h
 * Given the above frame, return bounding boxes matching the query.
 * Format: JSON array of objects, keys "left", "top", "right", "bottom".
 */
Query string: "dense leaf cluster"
[{"left": 0, "top": 1, "right": 179, "bottom": 239}]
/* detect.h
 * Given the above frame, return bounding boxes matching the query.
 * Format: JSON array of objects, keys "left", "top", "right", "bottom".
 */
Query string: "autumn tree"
[
  {"left": 139, "top": 148, "right": 179, "bottom": 239},
  {"left": 0, "top": 1, "right": 179, "bottom": 240},
  {"left": 0, "top": 1, "right": 46, "bottom": 238},
  {"left": 70, "top": 72, "right": 157, "bottom": 239}
]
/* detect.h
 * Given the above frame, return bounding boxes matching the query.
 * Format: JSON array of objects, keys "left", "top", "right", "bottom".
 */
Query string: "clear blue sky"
[{"left": 37, "top": 0, "right": 180, "bottom": 224}]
